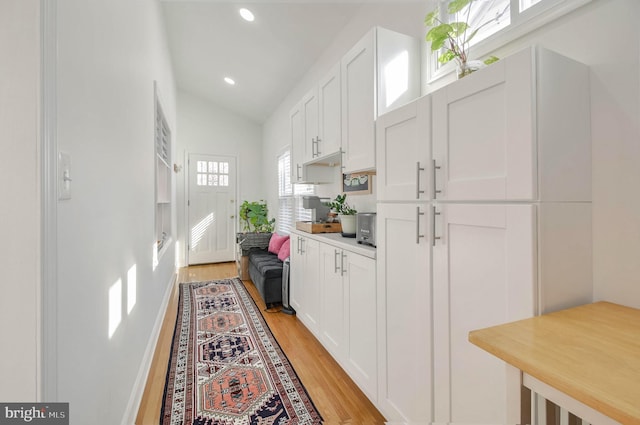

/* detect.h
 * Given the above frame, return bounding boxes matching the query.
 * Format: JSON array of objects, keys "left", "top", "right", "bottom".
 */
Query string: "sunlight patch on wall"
[
  {"left": 153, "top": 242, "right": 159, "bottom": 271},
  {"left": 384, "top": 50, "right": 409, "bottom": 108},
  {"left": 108, "top": 278, "right": 122, "bottom": 338},
  {"left": 127, "top": 264, "right": 137, "bottom": 315}
]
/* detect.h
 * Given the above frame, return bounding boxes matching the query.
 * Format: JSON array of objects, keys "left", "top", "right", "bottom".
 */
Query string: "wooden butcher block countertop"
[{"left": 469, "top": 302, "right": 640, "bottom": 425}]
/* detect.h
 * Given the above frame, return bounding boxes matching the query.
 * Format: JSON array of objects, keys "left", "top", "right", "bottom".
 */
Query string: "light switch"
[{"left": 58, "top": 152, "right": 72, "bottom": 200}]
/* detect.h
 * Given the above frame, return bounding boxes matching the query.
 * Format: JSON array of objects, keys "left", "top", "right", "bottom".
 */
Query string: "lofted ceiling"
[{"left": 161, "top": 1, "right": 369, "bottom": 123}]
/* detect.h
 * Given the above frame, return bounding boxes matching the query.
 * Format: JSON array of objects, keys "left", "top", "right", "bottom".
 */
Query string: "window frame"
[
  {"left": 427, "top": 0, "right": 593, "bottom": 83},
  {"left": 154, "top": 82, "right": 172, "bottom": 256}
]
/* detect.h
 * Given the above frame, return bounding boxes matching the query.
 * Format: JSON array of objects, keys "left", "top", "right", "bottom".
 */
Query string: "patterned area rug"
[{"left": 161, "top": 278, "right": 323, "bottom": 425}]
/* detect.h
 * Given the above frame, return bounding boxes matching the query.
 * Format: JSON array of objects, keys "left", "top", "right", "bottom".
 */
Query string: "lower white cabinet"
[
  {"left": 376, "top": 203, "right": 432, "bottom": 423},
  {"left": 290, "top": 234, "right": 320, "bottom": 335},
  {"left": 432, "top": 203, "right": 536, "bottom": 424},
  {"left": 293, "top": 232, "right": 378, "bottom": 403}
]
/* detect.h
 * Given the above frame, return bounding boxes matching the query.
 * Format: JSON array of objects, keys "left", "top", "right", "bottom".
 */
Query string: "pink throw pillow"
[
  {"left": 278, "top": 238, "right": 291, "bottom": 261},
  {"left": 268, "top": 233, "right": 289, "bottom": 255}
]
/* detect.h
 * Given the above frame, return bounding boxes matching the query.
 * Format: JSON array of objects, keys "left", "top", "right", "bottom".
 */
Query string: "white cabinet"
[
  {"left": 343, "top": 250, "right": 377, "bottom": 400},
  {"left": 290, "top": 234, "right": 321, "bottom": 335},
  {"left": 318, "top": 63, "right": 342, "bottom": 158},
  {"left": 289, "top": 102, "right": 304, "bottom": 183},
  {"left": 342, "top": 27, "right": 420, "bottom": 173},
  {"left": 376, "top": 94, "right": 431, "bottom": 201},
  {"left": 319, "top": 243, "right": 345, "bottom": 357},
  {"left": 292, "top": 233, "right": 378, "bottom": 403},
  {"left": 376, "top": 203, "right": 432, "bottom": 423},
  {"left": 432, "top": 203, "right": 536, "bottom": 425},
  {"left": 320, "top": 244, "right": 378, "bottom": 400},
  {"left": 432, "top": 47, "right": 591, "bottom": 202},
  {"left": 302, "top": 88, "right": 319, "bottom": 162},
  {"left": 374, "top": 46, "right": 592, "bottom": 425}
]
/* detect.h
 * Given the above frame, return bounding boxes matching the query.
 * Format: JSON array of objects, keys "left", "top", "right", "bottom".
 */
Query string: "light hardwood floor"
[{"left": 135, "top": 262, "right": 386, "bottom": 424}]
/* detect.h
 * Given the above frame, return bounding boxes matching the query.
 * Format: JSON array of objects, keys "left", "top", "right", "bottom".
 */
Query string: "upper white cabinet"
[
  {"left": 376, "top": 94, "right": 431, "bottom": 201},
  {"left": 301, "top": 88, "right": 319, "bottom": 163},
  {"left": 432, "top": 47, "right": 591, "bottom": 201},
  {"left": 318, "top": 63, "right": 342, "bottom": 158},
  {"left": 342, "top": 27, "right": 420, "bottom": 173}
]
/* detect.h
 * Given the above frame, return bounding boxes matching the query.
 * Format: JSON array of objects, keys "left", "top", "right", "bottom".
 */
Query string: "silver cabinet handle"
[
  {"left": 334, "top": 249, "right": 341, "bottom": 274},
  {"left": 296, "top": 236, "right": 301, "bottom": 254},
  {"left": 432, "top": 205, "right": 441, "bottom": 246},
  {"left": 341, "top": 251, "right": 347, "bottom": 276},
  {"left": 433, "top": 159, "right": 442, "bottom": 199},
  {"left": 316, "top": 136, "right": 321, "bottom": 157},
  {"left": 416, "top": 161, "right": 425, "bottom": 199},
  {"left": 416, "top": 207, "right": 425, "bottom": 244},
  {"left": 296, "top": 164, "right": 302, "bottom": 181}
]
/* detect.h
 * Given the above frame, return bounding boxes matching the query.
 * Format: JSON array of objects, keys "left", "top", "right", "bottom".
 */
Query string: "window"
[
  {"left": 428, "top": 0, "right": 592, "bottom": 81},
  {"left": 277, "top": 150, "right": 314, "bottom": 234},
  {"left": 196, "top": 160, "right": 229, "bottom": 187},
  {"left": 155, "top": 83, "right": 172, "bottom": 253}
]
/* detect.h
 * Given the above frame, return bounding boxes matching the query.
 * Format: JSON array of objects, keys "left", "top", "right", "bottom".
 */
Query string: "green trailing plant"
[
  {"left": 425, "top": 0, "right": 503, "bottom": 77},
  {"left": 239, "top": 200, "right": 275, "bottom": 233},
  {"left": 325, "top": 194, "right": 357, "bottom": 215}
]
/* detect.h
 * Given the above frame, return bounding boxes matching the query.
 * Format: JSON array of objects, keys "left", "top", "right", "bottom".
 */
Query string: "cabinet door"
[
  {"left": 290, "top": 103, "right": 304, "bottom": 183},
  {"left": 345, "top": 251, "right": 377, "bottom": 401},
  {"left": 432, "top": 48, "right": 534, "bottom": 201},
  {"left": 302, "top": 88, "right": 319, "bottom": 162},
  {"left": 341, "top": 29, "right": 375, "bottom": 173},
  {"left": 318, "top": 63, "right": 341, "bottom": 157},
  {"left": 432, "top": 203, "right": 536, "bottom": 424},
  {"left": 319, "top": 243, "right": 345, "bottom": 359},
  {"left": 376, "top": 203, "right": 432, "bottom": 423},
  {"left": 376, "top": 96, "right": 431, "bottom": 201},
  {"left": 289, "top": 235, "right": 305, "bottom": 313},
  {"left": 301, "top": 238, "right": 321, "bottom": 335}
]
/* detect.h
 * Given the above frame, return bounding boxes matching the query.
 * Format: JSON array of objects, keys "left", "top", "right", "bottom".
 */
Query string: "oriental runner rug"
[{"left": 161, "top": 278, "right": 323, "bottom": 425}]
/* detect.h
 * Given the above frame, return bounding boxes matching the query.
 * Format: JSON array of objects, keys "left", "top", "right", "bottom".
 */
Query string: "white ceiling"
[{"left": 161, "top": 1, "right": 371, "bottom": 123}]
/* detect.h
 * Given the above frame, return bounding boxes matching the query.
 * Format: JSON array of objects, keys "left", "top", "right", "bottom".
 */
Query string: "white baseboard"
[{"left": 120, "top": 270, "right": 178, "bottom": 425}]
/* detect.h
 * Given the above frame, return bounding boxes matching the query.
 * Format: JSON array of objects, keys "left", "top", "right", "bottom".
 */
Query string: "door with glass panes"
[{"left": 188, "top": 154, "right": 237, "bottom": 264}]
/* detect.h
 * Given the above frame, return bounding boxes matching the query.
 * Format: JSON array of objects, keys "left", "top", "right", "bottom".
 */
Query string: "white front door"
[{"left": 187, "top": 154, "right": 237, "bottom": 265}]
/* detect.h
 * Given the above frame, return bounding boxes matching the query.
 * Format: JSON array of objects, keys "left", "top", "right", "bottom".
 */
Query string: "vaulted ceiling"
[{"left": 160, "top": 1, "right": 426, "bottom": 124}]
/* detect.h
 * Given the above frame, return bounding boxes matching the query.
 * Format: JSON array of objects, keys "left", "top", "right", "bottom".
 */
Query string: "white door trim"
[{"left": 41, "top": 0, "right": 58, "bottom": 401}]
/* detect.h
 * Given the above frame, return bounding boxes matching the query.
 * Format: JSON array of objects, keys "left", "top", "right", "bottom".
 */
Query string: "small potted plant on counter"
[{"left": 326, "top": 194, "right": 357, "bottom": 237}]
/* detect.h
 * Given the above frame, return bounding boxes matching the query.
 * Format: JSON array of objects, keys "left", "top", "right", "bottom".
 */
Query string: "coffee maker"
[{"left": 302, "top": 196, "right": 331, "bottom": 222}]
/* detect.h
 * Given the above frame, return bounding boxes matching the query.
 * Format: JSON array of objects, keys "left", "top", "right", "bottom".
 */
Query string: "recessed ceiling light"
[
  {"left": 239, "top": 8, "right": 255, "bottom": 22},
  {"left": 224, "top": 77, "right": 236, "bottom": 86}
]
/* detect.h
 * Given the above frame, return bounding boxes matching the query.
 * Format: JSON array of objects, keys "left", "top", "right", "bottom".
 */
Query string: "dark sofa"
[{"left": 247, "top": 248, "right": 283, "bottom": 306}]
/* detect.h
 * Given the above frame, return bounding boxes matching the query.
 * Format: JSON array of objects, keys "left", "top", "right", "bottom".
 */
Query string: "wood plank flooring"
[{"left": 135, "top": 262, "right": 386, "bottom": 424}]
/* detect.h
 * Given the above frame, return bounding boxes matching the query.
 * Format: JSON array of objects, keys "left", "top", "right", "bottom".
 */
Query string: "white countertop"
[{"left": 291, "top": 230, "right": 376, "bottom": 259}]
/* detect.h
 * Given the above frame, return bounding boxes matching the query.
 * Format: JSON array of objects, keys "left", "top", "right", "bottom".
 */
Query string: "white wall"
[
  {"left": 262, "top": 2, "right": 428, "bottom": 218},
  {"left": 0, "top": 0, "right": 41, "bottom": 401},
  {"left": 175, "top": 90, "right": 264, "bottom": 265},
  {"left": 55, "top": 1, "right": 177, "bottom": 423}
]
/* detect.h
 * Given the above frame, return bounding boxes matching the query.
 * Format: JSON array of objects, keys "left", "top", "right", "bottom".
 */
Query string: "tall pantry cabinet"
[{"left": 376, "top": 46, "right": 593, "bottom": 424}]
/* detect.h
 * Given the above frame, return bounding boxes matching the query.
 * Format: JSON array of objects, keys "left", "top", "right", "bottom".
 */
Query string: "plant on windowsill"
[
  {"left": 326, "top": 194, "right": 358, "bottom": 236},
  {"left": 237, "top": 200, "right": 276, "bottom": 251},
  {"left": 425, "top": 0, "right": 503, "bottom": 79}
]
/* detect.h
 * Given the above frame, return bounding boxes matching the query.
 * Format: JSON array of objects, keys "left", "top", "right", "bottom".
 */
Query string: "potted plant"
[
  {"left": 237, "top": 200, "right": 275, "bottom": 251},
  {"left": 425, "top": 0, "right": 503, "bottom": 78},
  {"left": 326, "top": 194, "right": 357, "bottom": 236}
]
